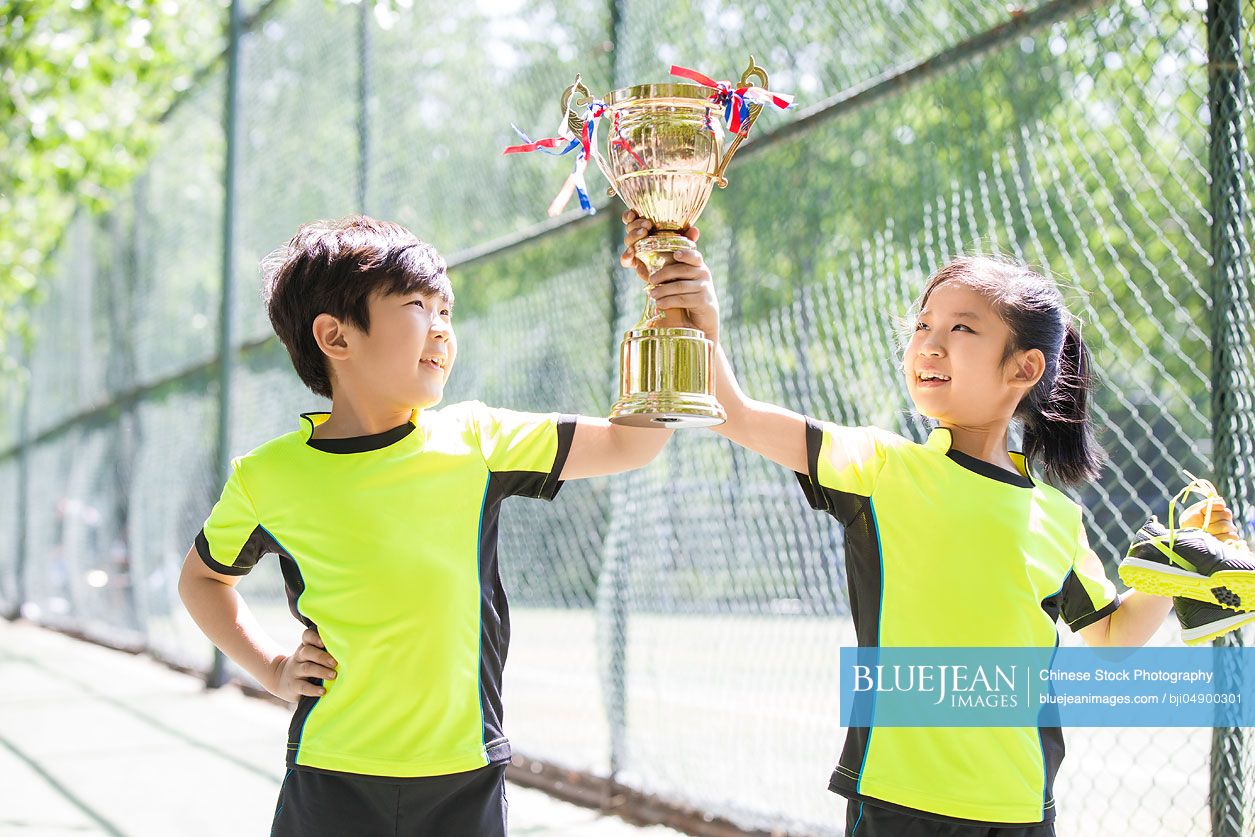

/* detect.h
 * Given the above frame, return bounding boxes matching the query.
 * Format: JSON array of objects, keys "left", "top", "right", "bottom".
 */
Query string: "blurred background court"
[{"left": 1, "top": 1, "right": 1254, "bottom": 835}]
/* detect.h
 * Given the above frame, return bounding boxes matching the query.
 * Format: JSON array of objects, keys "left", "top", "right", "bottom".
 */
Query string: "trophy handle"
[
  {"left": 560, "top": 75, "right": 622, "bottom": 198},
  {"left": 560, "top": 75, "right": 592, "bottom": 136},
  {"left": 712, "top": 55, "right": 768, "bottom": 187}
]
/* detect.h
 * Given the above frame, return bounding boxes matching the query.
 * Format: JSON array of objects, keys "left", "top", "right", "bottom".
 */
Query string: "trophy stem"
[
  {"left": 638, "top": 297, "right": 662, "bottom": 330},
  {"left": 634, "top": 231, "right": 695, "bottom": 329}
]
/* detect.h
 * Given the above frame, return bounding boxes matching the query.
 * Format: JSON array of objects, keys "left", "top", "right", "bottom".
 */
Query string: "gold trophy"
[{"left": 558, "top": 58, "right": 776, "bottom": 427}]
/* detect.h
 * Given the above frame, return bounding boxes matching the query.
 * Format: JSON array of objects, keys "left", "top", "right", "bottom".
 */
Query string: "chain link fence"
[{"left": 2, "top": 0, "right": 1254, "bottom": 834}]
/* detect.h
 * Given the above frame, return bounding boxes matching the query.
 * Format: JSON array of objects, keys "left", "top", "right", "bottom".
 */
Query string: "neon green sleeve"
[
  {"left": 796, "top": 418, "right": 902, "bottom": 523},
  {"left": 195, "top": 459, "right": 266, "bottom": 576},
  {"left": 473, "top": 403, "right": 577, "bottom": 500}
]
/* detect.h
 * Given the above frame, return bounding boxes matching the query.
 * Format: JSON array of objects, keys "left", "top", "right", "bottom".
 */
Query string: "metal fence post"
[
  {"left": 601, "top": 247, "right": 629, "bottom": 788},
  {"left": 605, "top": 0, "right": 629, "bottom": 785},
  {"left": 357, "top": 0, "right": 371, "bottom": 214},
  {"left": 11, "top": 355, "right": 31, "bottom": 621},
  {"left": 208, "top": 0, "right": 244, "bottom": 690},
  {"left": 1207, "top": 1, "right": 1250, "bottom": 835}
]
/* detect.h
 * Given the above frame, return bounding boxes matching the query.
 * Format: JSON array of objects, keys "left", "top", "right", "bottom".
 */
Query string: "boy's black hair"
[
  {"left": 262, "top": 215, "right": 452, "bottom": 399},
  {"left": 906, "top": 255, "right": 1105, "bottom": 488}
]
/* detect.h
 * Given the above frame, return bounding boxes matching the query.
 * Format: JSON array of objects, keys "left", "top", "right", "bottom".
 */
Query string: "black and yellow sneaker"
[
  {"left": 1118, "top": 476, "right": 1255, "bottom": 609},
  {"left": 1119, "top": 517, "right": 1254, "bottom": 608},
  {"left": 1174, "top": 597, "right": 1255, "bottom": 646}
]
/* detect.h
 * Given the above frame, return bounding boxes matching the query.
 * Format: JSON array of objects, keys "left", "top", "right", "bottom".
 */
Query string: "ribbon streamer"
[
  {"left": 669, "top": 64, "right": 794, "bottom": 134},
  {"left": 506, "top": 67, "right": 791, "bottom": 215},
  {"left": 502, "top": 125, "right": 581, "bottom": 157},
  {"left": 503, "top": 97, "right": 648, "bottom": 217},
  {"left": 503, "top": 123, "right": 592, "bottom": 216}
]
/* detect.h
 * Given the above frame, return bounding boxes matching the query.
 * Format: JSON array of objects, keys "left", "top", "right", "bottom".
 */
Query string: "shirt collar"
[
  {"left": 926, "top": 425, "right": 1034, "bottom": 484},
  {"left": 298, "top": 409, "right": 421, "bottom": 454},
  {"left": 926, "top": 426, "right": 953, "bottom": 453}
]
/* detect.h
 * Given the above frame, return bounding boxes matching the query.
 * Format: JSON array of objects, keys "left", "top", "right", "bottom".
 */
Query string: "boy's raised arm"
[{"left": 559, "top": 418, "right": 672, "bottom": 480}]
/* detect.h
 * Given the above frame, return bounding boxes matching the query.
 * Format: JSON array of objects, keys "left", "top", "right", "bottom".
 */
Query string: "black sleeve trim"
[
  {"left": 195, "top": 529, "right": 250, "bottom": 576},
  {"left": 537, "top": 415, "right": 577, "bottom": 501},
  {"left": 1067, "top": 596, "right": 1121, "bottom": 631},
  {"left": 1059, "top": 565, "right": 1122, "bottom": 630},
  {"left": 793, "top": 417, "right": 834, "bottom": 515},
  {"left": 195, "top": 526, "right": 268, "bottom": 577},
  {"left": 487, "top": 415, "right": 578, "bottom": 502}
]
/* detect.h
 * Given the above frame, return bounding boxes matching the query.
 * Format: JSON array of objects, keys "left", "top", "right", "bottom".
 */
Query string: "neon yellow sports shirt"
[
  {"left": 196, "top": 401, "right": 574, "bottom": 778},
  {"left": 796, "top": 420, "right": 1119, "bottom": 826}
]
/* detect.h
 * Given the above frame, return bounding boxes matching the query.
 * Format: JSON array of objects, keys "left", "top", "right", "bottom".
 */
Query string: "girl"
[{"left": 620, "top": 210, "right": 1239, "bottom": 836}]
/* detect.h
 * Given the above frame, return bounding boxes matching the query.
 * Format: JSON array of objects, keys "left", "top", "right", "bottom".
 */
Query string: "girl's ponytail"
[{"left": 1020, "top": 318, "right": 1106, "bottom": 487}]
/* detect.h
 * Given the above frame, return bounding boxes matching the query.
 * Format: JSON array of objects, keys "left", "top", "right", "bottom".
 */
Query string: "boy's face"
[
  {"left": 340, "top": 288, "right": 456, "bottom": 411},
  {"left": 902, "top": 281, "right": 1036, "bottom": 426}
]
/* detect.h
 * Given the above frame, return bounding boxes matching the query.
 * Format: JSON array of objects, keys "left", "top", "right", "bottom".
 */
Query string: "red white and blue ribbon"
[
  {"left": 504, "top": 118, "right": 593, "bottom": 215},
  {"left": 504, "top": 99, "right": 648, "bottom": 217},
  {"left": 669, "top": 65, "right": 794, "bottom": 135}
]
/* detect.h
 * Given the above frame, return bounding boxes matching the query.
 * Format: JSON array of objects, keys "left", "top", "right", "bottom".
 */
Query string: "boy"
[{"left": 179, "top": 216, "right": 684, "bottom": 836}]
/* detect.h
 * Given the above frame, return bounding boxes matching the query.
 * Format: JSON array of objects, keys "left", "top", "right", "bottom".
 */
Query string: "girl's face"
[{"left": 902, "top": 281, "right": 1042, "bottom": 426}]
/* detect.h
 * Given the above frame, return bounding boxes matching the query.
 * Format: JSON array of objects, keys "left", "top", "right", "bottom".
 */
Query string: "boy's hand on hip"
[{"left": 270, "top": 628, "right": 339, "bottom": 702}]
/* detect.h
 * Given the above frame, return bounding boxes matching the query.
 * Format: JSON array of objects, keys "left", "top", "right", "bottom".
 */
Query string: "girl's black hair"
[{"left": 910, "top": 255, "right": 1106, "bottom": 487}]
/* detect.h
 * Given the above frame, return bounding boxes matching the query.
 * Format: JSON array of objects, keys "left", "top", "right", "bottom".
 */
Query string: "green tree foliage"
[{"left": 0, "top": 0, "right": 227, "bottom": 358}]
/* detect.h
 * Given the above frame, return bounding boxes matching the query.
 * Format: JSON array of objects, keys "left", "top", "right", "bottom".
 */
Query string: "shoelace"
[{"left": 1165, "top": 471, "right": 1251, "bottom": 554}]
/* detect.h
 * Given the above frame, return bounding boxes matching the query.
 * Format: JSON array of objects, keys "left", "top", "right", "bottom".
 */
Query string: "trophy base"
[
  {"left": 609, "top": 326, "right": 726, "bottom": 428},
  {"left": 608, "top": 393, "right": 727, "bottom": 428}
]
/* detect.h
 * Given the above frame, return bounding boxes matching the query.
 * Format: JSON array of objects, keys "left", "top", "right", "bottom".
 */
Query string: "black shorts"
[
  {"left": 846, "top": 800, "right": 1056, "bottom": 837},
  {"left": 271, "top": 763, "right": 507, "bottom": 837}
]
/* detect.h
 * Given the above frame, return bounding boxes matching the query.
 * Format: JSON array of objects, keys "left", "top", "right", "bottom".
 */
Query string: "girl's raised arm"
[
  {"left": 708, "top": 342, "right": 886, "bottom": 486},
  {"left": 708, "top": 343, "right": 808, "bottom": 474}
]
